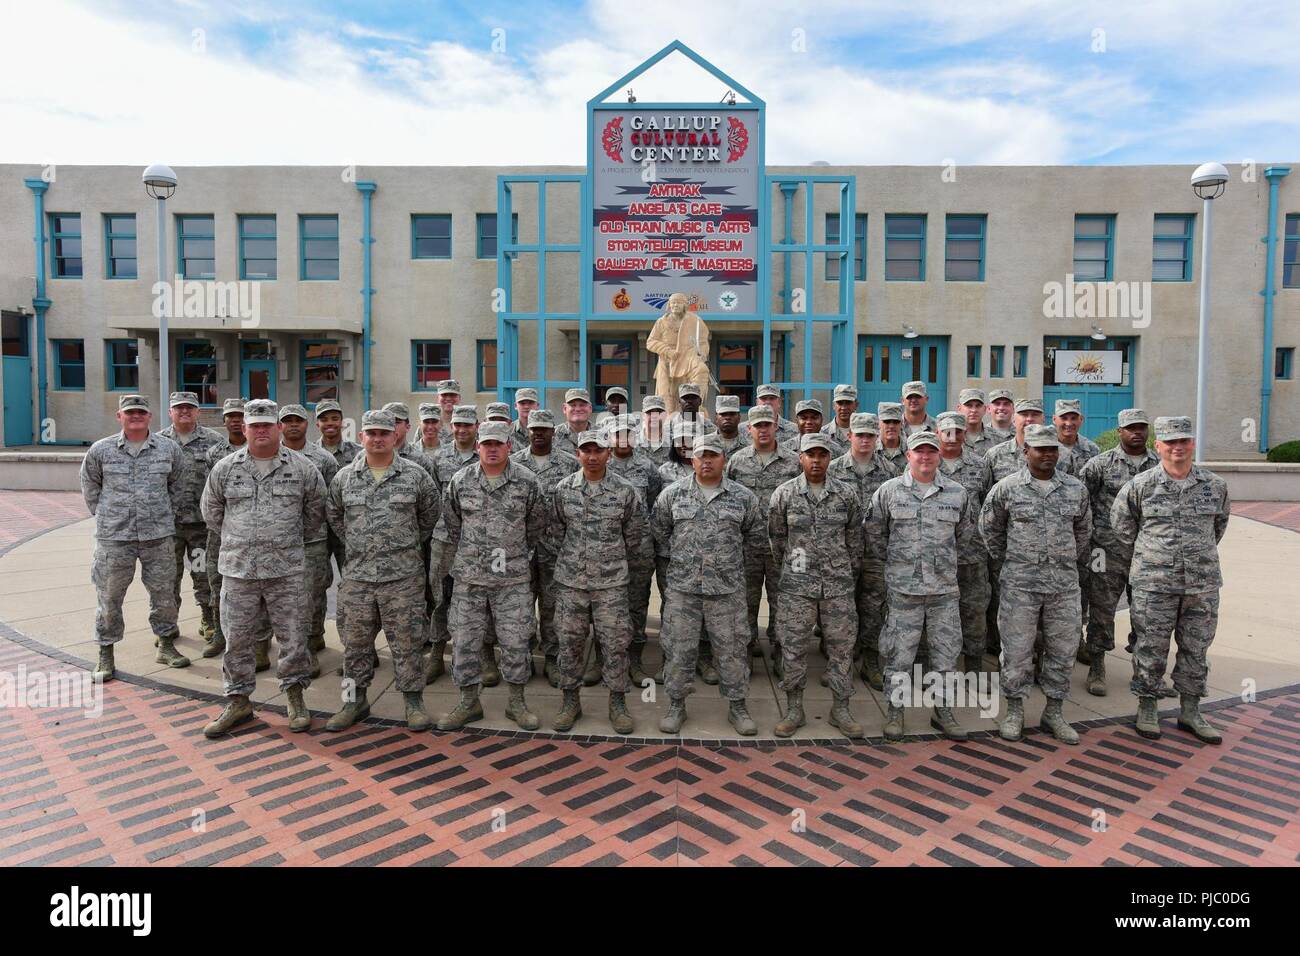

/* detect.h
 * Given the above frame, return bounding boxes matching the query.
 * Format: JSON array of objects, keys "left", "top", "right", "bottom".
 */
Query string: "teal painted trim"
[
  {"left": 1073, "top": 214, "right": 1115, "bottom": 282},
  {"left": 989, "top": 344, "right": 1004, "bottom": 377},
  {"left": 104, "top": 339, "right": 139, "bottom": 391},
  {"left": 944, "top": 213, "right": 985, "bottom": 281},
  {"left": 412, "top": 214, "right": 452, "bottom": 259},
  {"left": 476, "top": 339, "right": 498, "bottom": 393},
  {"left": 1152, "top": 213, "right": 1193, "bottom": 282},
  {"left": 51, "top": 339, "right": 85, "bottom": 390},
  {"left": 355, "top": 182, "right": 375, "bottom": 409},
  {"left": 25, "top": 179, "right": 50, "bottom": 445},
  {"left": 298, "top": 338, "right": 339, "bottom": 408},
  {"left": 411, "top": 339, "right": 451, "bottom": 391},
  {"left": 48, "top": 212, "right": 82, "bottom": 279},
  {"left": 176, "top": 214, "right": 215, "bottom": 280},
  {"left": 238, "top": 214, "right": 277, "bottom": 280},
  {"left": 299, "top": 214, "right": 339, "bottom": 281},
  {"left": 967, "top": 345, "right": 981, "bottom": 377},
  {"left": 176, "top": 338, "right": 218, "bottom": 406},
  {"left": 885, "top": 214, "right": 926, "bottom": 281},
  {"left": 477, "top": 212, "right": 517, "bottom": 259},
  {"left": 587, "top": 40, "right": 765, "bottom": 108},
  {"left": 1013, "top": 345, "right": 1028, "bottom": 378},
  {"left": 1260, "top": 166, "right": 1291, "bottom": 453},
  {"left": 103, "top": 213, "right": 138, "bottom": 280}
]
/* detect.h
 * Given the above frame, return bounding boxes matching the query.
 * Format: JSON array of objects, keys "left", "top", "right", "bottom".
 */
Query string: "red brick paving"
[{"left": 1, "top": 491, "right": 1298, "bottom": 867}]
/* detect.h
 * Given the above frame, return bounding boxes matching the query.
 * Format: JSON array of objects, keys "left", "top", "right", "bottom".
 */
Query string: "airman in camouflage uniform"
[
  {"left": 428, "top": 405, "right": 482, "bottom": 680},
  {"left": 726, "top": 405, "right": 803, "bottom": 670},
  {"left": 157, "top": 391, "right": 222, "bottom": 643},
  {"left": 315, "top": 398, "right": 363, "bottom": 627},
  {"left": 554, "top": 387, "right": 598, "bottom": 456},
  {"left": 1079, "top": 408, "right": 1160, "bottom": 696},
  {"left": 80, "top": 394, "right": 187, "bottom": 681},
  {"left": 783, "top": 398, "right": 834, "bottom": 454},
  {"left": 869, "top": 431, "right": 980, "bottom": 741},
  {"left": 877, "top": 403, "right": 908, "bottom": 470},
  {"left": 202, "top": 398, "right": 249, "bottom": 658},
  {"left": 755, "top": 383, "right": 800, "bottom": 445},
  {"left": 658, "top": 420, "right": 698, "bottom": 486},
  {"left": 511, "top": 387, "right": 540, "bottom": 453},
  {"left": 378, "top": 402, "right": 441, "bottom": 487},
  {"left": 827, "top": 411, "right": 898, "bottom": 689},
  {"left": 200, "top": 399, "right": 327, "bottom": 738},
  {"left": 409, "top": 402, "right": 443, "bottom": 460},
  {"left": 1053, "top": 399, "right": 1101, "bottom": 476},
  {"left": 651, "top": 433, "right": 766, "bottom": 736},
  {"left": 768, "top": 433, "right": 865, "bottom": 739},
  {"left": 820, "top": 383, "right": 858, "bottom": 451},
  {"left": 665, "top": 382, "right": 717, "bottom": 437},
  {"left": 434, "top": 421, "right": 548, "bottom": 731},
  {"left": 985, "top": 388, "right": 1016, "bottom": 442},
  {"left": 509, "top": 409, "right": 580, "bottom": 685},
  {"left": 935, "top": 410, "right": 993, "bottom": 674},
  {"left": 957, "top": 388, "right": 997, "bottom": 459},
  {"left": 549, "top": 429, "right": 645, "bottom": 734},
  {"left": 901, "top": 381, "right": 939, "bottom": 439},
  {"left": 637, "top": 395, "right": 672, "bottom": 468},
  {"left": 605, "top": 414, "right": 663, "bottom": 685},
  {"left": 713, "top": 394, "right": 749, "bottom": 454},
  {"left": 435, "top": 380, "right": 463, "bottom": 446},
  {"left": 325, "top": 410, "right": 441, "bottom": 732},
  {"left": 980, "top": 425, "right": 1092, "bottom": 744},
  {"left": 1111, "top": 416, "right": 1230, "bottom": 744}
]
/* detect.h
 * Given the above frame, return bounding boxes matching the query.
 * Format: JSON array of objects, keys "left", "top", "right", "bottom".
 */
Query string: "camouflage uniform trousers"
[
  {"left": 957, "top": 561, "right": 991, "bottom": 658},
  {"left": 656, "top": 557, "right": 707, "bottom": 649},
  {"left": 172, "top": 522, "right": 211, "bottom": 611},
  {"left": 777, "top": 592, "right": 857, "bottom": 698},
  {"left": 220, "top": 575, "right": 311, "bottom": 697},
  {"left": 554, "top": 583, "right": 632, "bottom": 692},
  {"left": 92, "top": 537, "right": 179, "bottom": 645},
  {"left": 1085, "top": 554, "right": 1132, "bottom": 654},
  {"left": 1129, "top": 589, "right": 1220, "bottom": 699},
  {"left": 998, "top": 585, "right": 1080, "bottom": 701},
  {"left": 660, "top": 588, "right": 750, "bottom": 702},
  {"left": 854, "top": 559, "right": 887, "bottom": 654},
  {"left": 338, "top": 573, "right": 425, "bottom": 693},
  {"left": 431, "top": 573, "right": 453, "bottom": 645},
  {"left": 744, "top": 548, "right": 782, "bottom": 647},
  {"left": 626, "top": 554, "right": 655, "bottom": 647},
  {"left": 880, "top": 592, "right": 962, "bottom": 702},
  {"left": 304, "top": 541, "right": 332, "bottom": 648},
  {"left": 205, "top": 530, "right": 270, "bottom": 643},
  {"left": 328, "top": 528, "right": 348, "bottom": 635},
  {"left": 985, "top": 568, "right": 1001, "bottom": 654},
  {"left": 533, "top": 553, "right": 559, "bottom": 660},
  {"left": 450, "top": 581, "right": 532, "bottom": 687}
]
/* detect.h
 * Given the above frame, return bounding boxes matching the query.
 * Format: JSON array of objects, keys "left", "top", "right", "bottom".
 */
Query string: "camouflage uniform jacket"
[
  {"left": 979, "top": 470, "right": 1092, "bottom": 593},
  {"left": 985, "top": 424, "right": 1014, "bottom": 443},
  {"left": 827, "top": 451, "right": 899, "bottom": 513},
  {"left": 820, "top": 420, "right": 854, "bottom": 452},
  {"left": 774, "top": 416, "right": 800, "bottom": 445},
  {"left": 606, "top": 449, "right": 664, "bottom": 514},
  {"left": 286, "top": 443, "right": 339, "bottom": 543},
  {"left": 80, "top": 431, "right": 186, "bottom": 542},
  {"left": 157, "top": 424, "right": 224, "bottom": 524},
  {"left": 317, "top": 437, "right": 364, "bottom": 472},
  {"left": 327, "top": 453, "right": 440, "bottom": 582},
  {"left": 1109, "top": 464, "right": 1230, "bottom": 594},
  {"left": 768, "top": 474, "right": 864, "bottom": 597},
  {"left": 1056, "top": 434, "right": 1101, "bottom": 476},
  {"left": 902, "top": 414, "right": 938, "bottom": 439},
  {"left": 962, "top": 428, "right": 998, "bottom": 459},
  {"left": 510, "top": 446, "right": 580, "bottom": 559},
  {"left": 1079, "top": 446, "right": 1159, "bottom": 555},
  {"left": 866, "top": 469, "right": 978, "bottom": 597},
  {"left": 431, "top": 445, "right": 479, "bottom": 495},
  {"left": 206, "top": 436, "right": 247, "bottom": 469},
  {"left": 724, "top": 443, "right": 803, "bottom": 517},
  {"left": 939, "top": 449, "right": 992, "bottom": 563},
  {"left": 549, "top": 471, "right": 645, "bottom": 590},
  {"left": 201, "top": 446, "right": 327, "bottom": 580},
  {"left": 658, "top": 458, "right": 695, "bottom": 486},
  {"left": 649, "top": 476, "right": 764, "bottom": 596},
  {"left": 982, "top": 438, "right": 1028, "bottom": 488},
  {"left": 665, "top": 410, "right": 717, "bottom": 436},
  {"left": 509, "top": 419, "right": 530, "bottom": 454},
  {"left": 553, "top": 422, "right": 599, "bottom": 458},
  {"left": 880, "top": 443, "right": 907, "bottom": 470},
  {"left": 435, "top": 461, "right": 546, "bottom": 587},
  {"left": 717, "top": 430, "right": 748, "bottom": 455},
  {"left": 639, "top": 439, "right": 671, "bottom": 468},
  {"left": 783, "top": 430, "right": 846, "bottom": 456}
]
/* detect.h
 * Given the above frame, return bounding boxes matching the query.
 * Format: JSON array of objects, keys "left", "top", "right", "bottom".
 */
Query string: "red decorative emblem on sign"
[
  {"left": 726, "top": 116, "right": 749, "bottom": 162},
  {"left": 601, "top": 116, "right": 624, "bottom": 162}
]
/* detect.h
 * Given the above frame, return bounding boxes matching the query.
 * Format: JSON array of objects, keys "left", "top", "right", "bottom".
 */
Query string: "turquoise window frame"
[
  {"left": 885, "top": 214, "right": 926, "bottom": 281},
  {"left": 412, "top": 214, "right": 453, "bottom": 259},
  {"left": 989, "top": 344, "right": 1005, "bottom": 377},
  {"left": 49, "top": 213, "right": 82, "bottom": 279},
  {"left": 1073, "top": 214, "right": 1115, "bottom": 281},
  {"left": 477, "top": 339, "right": 498, "bottom": 392},
  {"left": 588, "top": 338, "right": 634, "bottom": 411},
  {"left": 176, "top": 214, "right": 215, "bottom": 280},
  {"left": 824, "top": 213, "right": 867, "bottom": 281},
  {"left": 300, "top": 339, "right": 341, "bottom": 407},
  {"left": 715, "top": 338, "right": 762, "bottom": 408},
  {"left": 177, "top": 338, "right": 218, "bottom": 406},
  {"left": 1152, "top": 213, "right": 1194, "bottom": 281},
  {"left": 299, "top": 215, "right": 339, "bottom": 281},
  {"left": 412, "top": 339, "right": 452, "bottom": 391},
  {"left": 238, "top": 214, "right": 277, "bottom": 280},
  {"left": 1276, "top": 347, "right": 1295, "bottom": 380},
  {"left": 1013, "top": 345, "right": 1028, "bottom": 378},
  {"left": 1283, "top": 215, "right": 1298, "bottom": 288},
  {"left": 945, "top": 214, "right": 986, "bottom": 281},
  {"left": 966, "top": 345, "right": 981, "bottom": 377},
  {"left": 105, "top": 339, "right": 139, "bottom": 391},
  {"left": 476, "top": 213, "right": 518, "bottom": 259},
  {"left": 52, "top": 339, "right": 85, "bottom": 390},
  {"left": 103, "top": 214, "right": 137, "bottom": 279}
]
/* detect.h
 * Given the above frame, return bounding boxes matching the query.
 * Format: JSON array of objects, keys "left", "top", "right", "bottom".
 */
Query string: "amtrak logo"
[{"left": 718, "top": 291, "right": 739, "bottom": 311}]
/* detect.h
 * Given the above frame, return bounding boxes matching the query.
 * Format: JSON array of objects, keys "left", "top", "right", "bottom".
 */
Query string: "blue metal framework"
[{"left": 495, "top": 40, "right": 856, "bottom": 406}]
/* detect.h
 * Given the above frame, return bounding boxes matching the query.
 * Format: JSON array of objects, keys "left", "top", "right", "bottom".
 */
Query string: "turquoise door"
[
  {"left": 2, "top": 312, "right": 33, "bottom": 445},
  {"left": 857, "top": 335, "right": 948, "bottom": 413},
  {"left": 239, "top": 341, "right": 277, "bottom": 403},
  {"left": 1043, "top": 336, "right": 1135, "bottom": 439}
]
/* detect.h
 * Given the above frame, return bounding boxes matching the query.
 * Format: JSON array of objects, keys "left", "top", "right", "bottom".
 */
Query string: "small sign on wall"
[{"left": 1053, "top": 349, "right": 1122, "bottom": 384}]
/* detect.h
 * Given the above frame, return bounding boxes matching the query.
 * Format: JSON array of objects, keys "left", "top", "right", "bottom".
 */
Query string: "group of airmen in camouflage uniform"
[{"left": 79, "top": 374, "right": 1230, "bottom": 746}]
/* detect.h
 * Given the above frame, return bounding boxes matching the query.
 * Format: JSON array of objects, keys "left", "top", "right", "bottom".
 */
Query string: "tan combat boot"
[
  {"left": 155, "top": 636, "right": 191, "bottom": 668},
  {"left": 883, "top": 704, "right": 904, "bottom": 742},
  {"left": 204, "top": 695, "right": 254, "bottom": 738},
  {"left": 1176, "top": 695, "right": 1222, "bottom": 744},
  {"left": 505, "top": 682, "right": 540, "bottom": 731},
  {"left": 1040, "top": 697, "right": 1079, "bottom": 744},
  {"left": 930, "top": 706, "right": 968, "bottom": 740},
  {"left": 727, "top": 699, "right": 757, "bottom": 736},
  {"left": 424, "top": 643, "right": 446, "bottom": 684},
  {"left": 254, "top": 639, "right": 271, "bottom": 673},
  {"left": 659, "top": 698, "right": 687, "bottom": 734},
  {"left": 481, "top": 647, "right": 501, "bottom": 687},
  {"left": 325, "top": 688, "right": 370, "bottom": 732},
  {"left": 999, "top": 697, "right": 1024, "bottom": 741},
  {"left": 608, "top": 692, "right": 634, "bottom": 735},
  {"left": 553, "top": 688, "right": 582, "bottom": 732},
  {"left": 1086, "top": 653, "right": 1107, "bottom": 696},
  {"left": 859, "top": 650, "right": 883, "bottom": 691},
  {"left": 828, "top": 695, "right": 864, "bottom": 739},
  {"left": 286, "top": 686, "right": 312, "bottom": 733},
  {"left": 404, "top": 691, "right": 433, "bottom": 732},
  {"left": 774, "top": 689, "right": 806, "bottom": 738},
  {"left": 1135, "top": 696, "right": 1161, "bottom": 739},
  {"left": 437, "top": 685, "right": 484, "bottom": 731},
  {"left": 93, "top": 646, "right": 115, "bottom": 683}
]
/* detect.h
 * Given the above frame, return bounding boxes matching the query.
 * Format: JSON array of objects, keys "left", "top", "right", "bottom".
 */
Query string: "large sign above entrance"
[{"left": 590, "top": 105, "right": 761, "bottom": 316}]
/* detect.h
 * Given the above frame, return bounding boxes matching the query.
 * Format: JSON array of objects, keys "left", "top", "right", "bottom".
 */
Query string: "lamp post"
[
  {"left": 142, "top": 164, "right": 177, "bottom": 415},
  {"left": 1190, "top": 162, "right": 1228, "bottom": 463}
]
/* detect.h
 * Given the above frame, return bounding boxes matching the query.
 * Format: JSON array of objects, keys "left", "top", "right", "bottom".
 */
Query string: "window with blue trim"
[
  {"left": 945, "top": 214, "right": 985, "bottom": 281},
  {"left": 1284, "top": 215, "right": 1299, "bottom": 288},
  {"left": 1153, "top": 214, "right": 1193, "bottom": 281},
  {"left": 53, "top": 339, "right": 85, "bottom": 389},
  {"left": 1276, "top": 347, "right": 1294, "bottom": 380},
  {"left": 300, "top": 215, "right": 339, "bottom": 280},
  {"left": 301, "top": 341, "right": 340, "bottom": 405},
  {"left": 477, "top": 339, "right": 498, "bottom": 392},
  {"left": 177, "top": 340, "right": 218, "bottom": 405},
  {"left": 412, "top": 340, "right": 451, "bottom": 390},
  {"left": 989, "top": 345, "right": 1004, "bottom": 377},
  {"left": 104, "top": 214, "right": 136, "bottom": 279},
  {"left": 1013, "top": 345, "right": 1028, "bottom": 378},
  {"left": 476, "top": 213, "right": 518, "bottom": 259},
  {"left": 413, "top": 215, "right": 452, "bottom": 259},
  {"left": 177, "top": 215, "right": 215, "bottom": 279},
  {"left": 50, "top": 214, "right": 82, "bottom": 278},
  {"left": 106, "top": 339, "right": 139, "bottom": 390},
  {"left": 966, "top": 345, "right": 981, "bottom": 377},
  {"left": 1073, "top": 214, "right": 1115, "bottom": 281},
  {"left": 885, "top": 215, "right": 925, "bottom": 281},
  {"left": 824, "top": 213, "right": 866, "bottom": 280},
  {"left": 239, "top": 215, "right": 277, "bottom": 279}
]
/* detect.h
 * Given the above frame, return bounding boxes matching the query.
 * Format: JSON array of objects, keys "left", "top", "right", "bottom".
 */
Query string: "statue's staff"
[{"left": 683, "top": 309, "right": 722, "bottom": 394}]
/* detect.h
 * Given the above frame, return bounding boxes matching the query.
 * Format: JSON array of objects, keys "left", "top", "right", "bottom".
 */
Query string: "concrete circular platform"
[{"left": 3, "top": 514, "right": 1298, "bottom": 743}]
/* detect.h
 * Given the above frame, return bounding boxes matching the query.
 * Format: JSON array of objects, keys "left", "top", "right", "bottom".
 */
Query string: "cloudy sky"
[{"left": 3, "top": 0, "right": 1295, "bottom": 167}]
